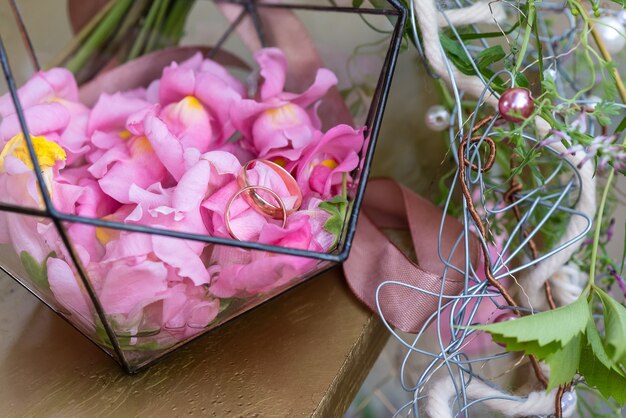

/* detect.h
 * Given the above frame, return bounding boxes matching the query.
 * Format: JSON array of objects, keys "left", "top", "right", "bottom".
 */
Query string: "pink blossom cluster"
[{"left": 0, "top": 48, "right": 364, "bottom": 345}]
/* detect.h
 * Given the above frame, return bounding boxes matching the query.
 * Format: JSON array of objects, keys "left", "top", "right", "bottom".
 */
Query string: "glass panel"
[
  {"left": 0, "top": 210, "right": 118, "bottom": 359},
  {"left": 59, "top": 221, "right": 333, "bottom": 369},
  {"left": 1, "top": 0, "right": 401, "bottom": 370}
]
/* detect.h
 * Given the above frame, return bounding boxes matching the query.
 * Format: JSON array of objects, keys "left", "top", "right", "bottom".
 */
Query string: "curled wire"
[{"left": 377, "top": 0, "right": 595, "bottom": 416}]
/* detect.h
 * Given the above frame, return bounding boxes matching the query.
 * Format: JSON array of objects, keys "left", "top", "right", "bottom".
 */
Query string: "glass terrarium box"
[{"left": 0, "top": 0, "right": 406, "bottom": 372}]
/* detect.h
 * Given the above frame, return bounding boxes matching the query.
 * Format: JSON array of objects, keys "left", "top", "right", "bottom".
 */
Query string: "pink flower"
[
  {"left": 0, "top": 68, "right": 90, "bottom": 164},
  {"left": 208, "top": 247, "right": 318, "bottom": 299},
  {"left": 89, "top": 135, "right": 168, "bottom": 204},
  {"left": 161, "top": 281, "right": 219, "bottom": 332},
  {"left": 208, "top": 201, "right": 333, "bottom": 298},
  {"left": 156, "top": 52, "right": 246, "bottom": 145},
  {"left": 47, "top": 257, "right": 93, "bottom": 324},
  {"left": 231, "top": 48, "right": 338, "bottom": 164},
  {"left": 0, "top": 68, "right": 79, "bottom": 117},
  {"left": 0, "top": 48, "right": 362, "bottom": 349},
  {"left": 159, "top": 96, "right": 213, "bottom": 154},
  {"left": 295, "top": 125, "right": 365, "bottom": 199},
  {"left": 0, "top": 134, "right": 68, "bottom": 263}
]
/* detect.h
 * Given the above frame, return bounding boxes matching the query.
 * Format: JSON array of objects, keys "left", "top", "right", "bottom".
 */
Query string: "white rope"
[
  {"left": 411, "top": 0, "right": 596, "bottom": 415},
  {"left": 437, "top": 2, "right": 507, "bottom": 28},
  {"left": 412, "top": 0, "right": 503, "bottom": 107},
  {"left": 518, "top": 135, "right": 596, "bottom": 311},
  {"left": 425, "top": 377, "right": 578, "bottom": 418}
]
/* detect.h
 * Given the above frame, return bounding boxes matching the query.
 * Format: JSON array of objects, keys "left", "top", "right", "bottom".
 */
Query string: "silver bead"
[
  {"left": 543, "top": 68, "right": 558, "bottom": 82},
  {"left": 596, "top": 16, "right": 626, "bottom": 54},
  {"left": 585, "top": 95, "right": 602, "bottom": 111},
  {"left": 425, "top": 105, "right": 451, "bottom": 132},
  {"left": 560, "top": 390, "right": 577, "bottom": 413}
]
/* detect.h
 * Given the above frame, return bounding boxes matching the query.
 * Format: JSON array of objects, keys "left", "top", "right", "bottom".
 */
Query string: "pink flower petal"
[
  {"left": 199, "top": 59, "right": 246, "bottom": 95},
  {"left": 159, "top": 65, "right": 196, "bottom": 106},
  {"left": 258, "top": 215, "right": 313, "bottom": 250},
  {"left": 52, "top": 182, "right": 85, "bottom": 214},
  {"left": 251, "top": 103, "right": 314, "bottom": 159},
  {"left": 296, "top": 124, "right": 364, "bottom": 198},
  {"left": 98, "top": 137, "right": 168, "bottom": 204},
  {"left": 102, "top": 231, "right": 153, "bottom": 263},
  {"left": 6, "top": 212, "right": 50, "bottom": 263},
  {"left": 209, "top": 248, "right": 316, "bottom": 298},
  {"left": 0, "top": 103, "right": 71, "bottom": 142},
  {"left": 152, "top": 235, "right": 210, "bottom": 285},
  {"left": 159, "top": 96, "right": 213, "bottom": 153},
  {"left": 87, "top": 93, "right": 151, "bottom": 135},
  {"left": 291, "top": 68, "right": 338, "bottom": 109},
  {"left": 143, "top": 111, "right": 186, "bottom": 181},
  {"left": 195, "top": 72, "right": 245, "bottom": 143},
  {"left": 0, "top": 68, "right": 78, "bottom": 117},
  {"left": 255, "top": 48, "right": 288, "bottom": 101},
  {"left": 99, "top": 260, "right": 168, "bottom": 314},
  {"left": 48, "top": 257, "right": 92, "bottom": 321}
]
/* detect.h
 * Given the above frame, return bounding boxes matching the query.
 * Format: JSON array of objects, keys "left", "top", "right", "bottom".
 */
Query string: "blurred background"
[{"left": 2, "top": 1, "right": 625, "bottom": 416}]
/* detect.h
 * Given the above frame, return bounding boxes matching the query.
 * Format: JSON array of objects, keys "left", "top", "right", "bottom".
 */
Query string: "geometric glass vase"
[{"left": 0, "top": 0, "right": 406, "bottom": 372}]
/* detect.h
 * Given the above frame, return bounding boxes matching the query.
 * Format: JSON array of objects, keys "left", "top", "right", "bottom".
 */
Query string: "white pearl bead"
[
  {"left": 425, "top": 105, "right": 450, "bottom": 132},
  {"left": 617, "top": 10, "right": 626, "bottom": 26},
  {"left": 543, "top": 68, "right": 558, "bottom": 82},
  {"left": 596, "top": 16, "right": 626, "bottom": 54},
  {"left": 560, "top": 390, "right": 577, "bottom": 413},
  {"left": 585, "top": 95, "right": 602, "bottom": 111}
]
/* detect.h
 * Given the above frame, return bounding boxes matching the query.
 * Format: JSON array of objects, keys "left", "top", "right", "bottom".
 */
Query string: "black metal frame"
[{"left": 0, "top": 0, "right": 407, "bottom": 372}]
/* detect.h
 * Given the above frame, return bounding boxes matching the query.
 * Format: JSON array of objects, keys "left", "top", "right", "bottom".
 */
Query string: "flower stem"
[
  {"left": 161, "top": 0, "right": 196, "bottom": 46},
  {"left": 105, "top": 0, "right": 152, "bottom": 61},
  {"left": 127, "top": 0, "right": 163, "bottom": 61},
  {"left": 45, "top": 0, "right": 118, "bottom": 69},
  {"left": 514, "top": 0, "right": 535, "bottom": 73},
  {"left": 145, "top": 0, "right": 172, "bottom": 53},
  {"left": 64, "top": 0, "right": 134, "bottom": 73},
  {"left": 578, "top": 2, "right": 626, "bottom": 288}
]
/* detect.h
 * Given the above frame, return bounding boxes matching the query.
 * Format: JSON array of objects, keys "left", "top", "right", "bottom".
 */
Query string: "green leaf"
[
  {"left": 515, "top": 72, "right": 530, "bottom": 89},
  {"left": 475, "top": 45, "right": 505, "bottom": 70},
  {"left": 591, "top": 102, "right": 621, "bottom": 127},
  {"left": 320, "top": 195, "right": 349, "bottom": 247},
  {"left": 580, "top": 321, "right": 626, "bottom": 404},
  {"left": 494, "top": 335, "right": 562, "bottom": 359},
  {"left": 585, "top": 319, "right": 617, "bottom": 372},
  {"left": 472, "top": 294, "right": 590, "bottom": 348},
  {"left": 545, "top": 332, "right": 581, "bottom": 391},
  {"left": 352, "top": 0, "right": 364, "bottom": 6},
  {"left": 440, "top": 35, "right": 474, "bottom": 75},
  {"left": 20, "top": 251, "right": 55, "bottom": 290},
  {"left": 615, "top": 116, "right": 626, "bottom": 137},
  {"left": 439, "top": 36, "right": 507, "bottom": 92},
  {"left": 596, "top": 288, "right": 626, "bottom": 365},
  {"left": 608, "top": 0, "right": 626, "bottom": 6}
]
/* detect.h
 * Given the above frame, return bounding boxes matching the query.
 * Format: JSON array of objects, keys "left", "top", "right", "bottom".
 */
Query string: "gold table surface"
[{"left": 0, "top": 268, "right": 387, "bottom": 417}]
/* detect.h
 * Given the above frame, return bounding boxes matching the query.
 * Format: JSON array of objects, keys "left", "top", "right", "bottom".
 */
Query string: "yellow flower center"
[
  {"left": 272, "top": 157, "right": 288, "bottom": 167},
  {"left": 265, "top": 104, "right": 299, "bottom": 125},
  {"left": 182, "top": 96, "right": 203, "bottom": 109},
  {"left": 0, "top": 133, "right": 66, "bottom": 172},
  {"left": 95, "top": 216, "right": 120, "bottom": 246},
  {"left": 130, "top": 136, "right": 154, "bottom": 156},
  {"left": 320, "top": 159, "right": 339, "bottom": 170}
]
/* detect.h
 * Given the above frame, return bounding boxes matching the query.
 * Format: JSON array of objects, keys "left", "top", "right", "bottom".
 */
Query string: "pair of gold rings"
[{"left": 224, "top": 159, "right": 303, "bottom": 241}]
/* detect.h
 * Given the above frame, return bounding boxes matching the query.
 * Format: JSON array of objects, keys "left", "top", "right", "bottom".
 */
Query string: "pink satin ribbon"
[{"left": 344, "top": 179, "right": 479, "bottom": 333}]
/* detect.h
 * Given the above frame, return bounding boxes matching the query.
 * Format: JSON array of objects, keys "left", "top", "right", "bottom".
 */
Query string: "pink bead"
[
  {"left": 491, "top": 310, "right": 517, "bottom": 347},
  {"left": 498, "top": 88, "right": 534, "bottom": 122}
]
